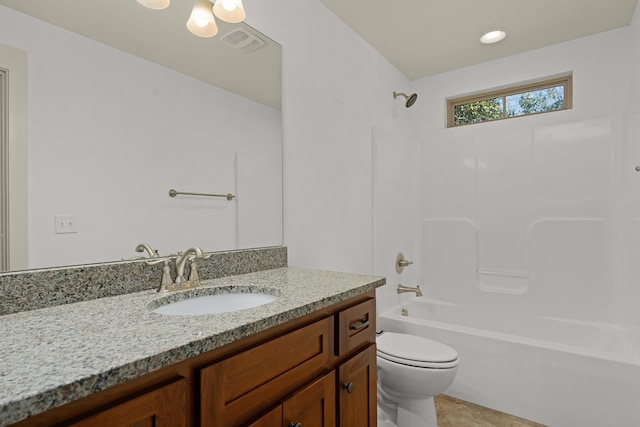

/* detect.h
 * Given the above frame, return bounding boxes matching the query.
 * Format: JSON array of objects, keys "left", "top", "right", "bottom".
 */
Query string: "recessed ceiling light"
[{"left": 480, "top": 30, "right": 507, "bottom": 44}]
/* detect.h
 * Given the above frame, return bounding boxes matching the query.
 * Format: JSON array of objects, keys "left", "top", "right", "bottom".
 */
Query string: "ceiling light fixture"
[
  {"left": 136, "top": 0, "right": 170, "bottom": 10},
  {"left": 480, "top": 30, "right": 507, "bottom": 44},
  {"left": 213, "top": 0, "right": 246, "bottom": 24},
  {"left": 136, "top": 0, "right": 246, "bottom": 38},
  {"left": 187, "top": 0, "right": 218, "bottom": 37}
]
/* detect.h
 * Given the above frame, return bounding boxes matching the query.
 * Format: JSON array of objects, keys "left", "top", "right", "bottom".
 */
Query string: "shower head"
[{"left": 393, "top": 91, "right": 418, "bottom": 108}]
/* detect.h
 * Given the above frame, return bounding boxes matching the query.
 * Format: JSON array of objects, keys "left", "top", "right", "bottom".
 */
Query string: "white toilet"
[{"left": 376, "top": 332, "right": 459, "bottom": 427}]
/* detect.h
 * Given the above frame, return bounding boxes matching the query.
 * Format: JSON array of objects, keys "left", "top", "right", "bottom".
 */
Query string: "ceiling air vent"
[{"left": 220, "top": 28, "right": 266, "bottom": 53}]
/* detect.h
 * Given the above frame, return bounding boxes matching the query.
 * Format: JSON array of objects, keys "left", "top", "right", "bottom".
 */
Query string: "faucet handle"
[
  {"left": 188, "top": 258, "right": 201, "bottom": 284},
  {"left": 395, "top": 252, "right": 413, "bottom": 273},
  {"left": 157, "top": 259, "right": 174, "bottom": 292}
]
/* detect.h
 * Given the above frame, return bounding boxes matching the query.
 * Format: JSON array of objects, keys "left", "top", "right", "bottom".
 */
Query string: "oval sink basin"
[{"left": 150, "top": 286, "right": 280, "bottom": 316}]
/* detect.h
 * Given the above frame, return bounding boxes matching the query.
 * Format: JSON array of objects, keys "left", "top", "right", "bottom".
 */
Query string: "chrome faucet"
[
  {"left": 397, "top": 284, "right": 422, "bottom": 297},
  {"left": 175, "top": 247, "right": 206, "bottom": 286}
]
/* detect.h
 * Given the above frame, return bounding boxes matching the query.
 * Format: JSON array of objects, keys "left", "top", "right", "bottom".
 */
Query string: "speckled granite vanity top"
[{"left": 0, "top": 267, "right": 385, "bottom": 426}]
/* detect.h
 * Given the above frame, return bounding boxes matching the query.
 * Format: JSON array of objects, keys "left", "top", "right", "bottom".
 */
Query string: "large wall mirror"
[{"left": 0, "top": 0, "right": 283, "bottom": 272}]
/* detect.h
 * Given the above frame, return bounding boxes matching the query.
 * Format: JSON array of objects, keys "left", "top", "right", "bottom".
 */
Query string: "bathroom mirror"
[{"left": 0, "top": 0, "right": 283, "bottom": 271}]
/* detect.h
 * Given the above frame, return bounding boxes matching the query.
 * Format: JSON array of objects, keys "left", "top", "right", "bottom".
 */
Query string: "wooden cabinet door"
[
  {"left": 69, "top": 377, "right": 187, "bottom": 427},
  {"left": 283, "top": 372, "right": 336, "bottom": 427},
  {"left": 247, "top": 405, "right": 283, "bottom": 427},
  {"left": 200, "top": 317, "right": 333, "bottom": 427},
  {"left": 337, "top": 344, "right": 377, "bottom": 427}
]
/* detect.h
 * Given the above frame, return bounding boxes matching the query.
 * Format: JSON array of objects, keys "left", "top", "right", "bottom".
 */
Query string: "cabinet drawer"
[
  {"left": 200, "top": 316, "right": 334, "bottom": 427},
  {"left": 336, "top": 298, "right": 375, "bottom": 357}
]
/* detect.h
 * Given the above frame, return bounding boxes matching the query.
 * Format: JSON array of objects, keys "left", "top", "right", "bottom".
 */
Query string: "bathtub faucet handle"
[{"left": 395, "top": 252, "right": 414, "bottom": 273}]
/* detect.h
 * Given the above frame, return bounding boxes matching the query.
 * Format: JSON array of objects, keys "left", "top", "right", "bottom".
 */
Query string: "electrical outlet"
[{"left": 55, "top": 215, "right": 78, "bottom": 234}]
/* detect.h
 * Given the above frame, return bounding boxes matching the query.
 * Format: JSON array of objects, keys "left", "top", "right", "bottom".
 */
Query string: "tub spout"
[{"left": 397, "top": 284, "right": 422, "bottom": 297}]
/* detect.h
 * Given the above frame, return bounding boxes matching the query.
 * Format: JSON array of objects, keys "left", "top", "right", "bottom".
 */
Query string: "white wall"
[
  {"left": 7, "top": 0, "right": 636, "bottom": 331},
  {"left": 624, "top": 4, "right": 640, "bottom": 343},
  {"left": 0, "top": 6, "right": 282, "bottom": 268},
  {"left": 410, "top": 28, "right": 632, "bottom": 324},
  {"left": 0, "top": 0, "right": 419, "bottom": 290},
  {"left": 631, "top": 4, "right": 640, "bottom": 113},
  {"left": 278, "top": 0, "right": 413, "bottom": 276},
  {"left": 371, "top": 126, "right": 420, "bottom": 317}
]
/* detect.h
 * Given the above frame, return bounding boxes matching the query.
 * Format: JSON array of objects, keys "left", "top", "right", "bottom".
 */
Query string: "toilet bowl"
[{"left": 377, "top": 332, "right": 459, "bottom": 427}]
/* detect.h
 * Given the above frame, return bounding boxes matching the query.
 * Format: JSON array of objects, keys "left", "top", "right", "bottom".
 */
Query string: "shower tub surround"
[
  {"left": 379, "top": 299, "right": 640, "bottom": 426},
  {"left": 0, "top": 248, "right": 385, "bottom": 426},
  {"left": 409, "top": 116, "right": 640, "bottom": 425}
]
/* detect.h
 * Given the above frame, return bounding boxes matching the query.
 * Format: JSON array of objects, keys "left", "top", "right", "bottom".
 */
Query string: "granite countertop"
[{"left": 0, "top": 267, "right": 385, "bottom": 426}]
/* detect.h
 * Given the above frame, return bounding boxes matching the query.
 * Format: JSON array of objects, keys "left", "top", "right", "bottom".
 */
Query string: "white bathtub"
[{"left": 378, "top": 299, "right": 640, "bottom": 426}]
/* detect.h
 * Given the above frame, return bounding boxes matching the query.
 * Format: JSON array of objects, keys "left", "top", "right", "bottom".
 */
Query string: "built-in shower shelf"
[{"left": 476, "top": 269, "right": 529, "bottom": 295}]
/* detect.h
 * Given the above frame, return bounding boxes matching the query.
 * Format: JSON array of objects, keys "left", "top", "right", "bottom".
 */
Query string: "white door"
[
  {"left": 1, "top": 67, "right": 8, "bottom": 271},
  {"left": 0, "top": 43, "right": 28, "bottom": 271}
]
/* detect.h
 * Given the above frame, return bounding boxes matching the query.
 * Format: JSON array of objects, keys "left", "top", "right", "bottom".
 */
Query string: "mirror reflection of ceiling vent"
[{"left": 221, "top": 28, "right": 266, "bottom": 53}]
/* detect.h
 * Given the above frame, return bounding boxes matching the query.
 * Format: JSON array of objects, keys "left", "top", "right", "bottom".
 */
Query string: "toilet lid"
[{"left": 377, "top": 332, "right": 458, "bottom": 367}]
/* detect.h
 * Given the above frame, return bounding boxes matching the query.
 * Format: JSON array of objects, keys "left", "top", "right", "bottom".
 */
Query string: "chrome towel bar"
[{"left": 168, "top": 189, "right": 235, "bottom": 201}]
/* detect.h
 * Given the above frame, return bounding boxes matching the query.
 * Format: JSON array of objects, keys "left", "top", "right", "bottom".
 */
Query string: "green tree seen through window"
[
  {"left": 506, "top": 87, "right": 565, "bottom": 117},
  {"left": 448, "top": 76, "right": 570, "bottom": 127},
  {"left": 453, "top": 98, "right": 503, "bottom": 125}
]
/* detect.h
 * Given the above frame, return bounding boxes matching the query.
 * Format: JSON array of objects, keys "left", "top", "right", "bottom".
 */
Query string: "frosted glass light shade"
[
  {"left": 187, "top": 0, "right": 218, "bottom": 37},
  {"left": 213, "top": 0, "right": 246, "bottom": 23},
  {"left": 136, "top": 0, "right": 170, "bottom": 10}
]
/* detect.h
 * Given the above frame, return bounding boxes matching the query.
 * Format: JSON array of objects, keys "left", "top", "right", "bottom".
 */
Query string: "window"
[{"left": 447, "top": 74, "right": 572, "bottom": 128}]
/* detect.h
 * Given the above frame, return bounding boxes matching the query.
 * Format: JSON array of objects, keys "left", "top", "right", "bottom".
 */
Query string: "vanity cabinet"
[
  {"left": 337, "top": 345, "right": 377, "bottom": 426},
  {"left": 335, "top": 298, "right": 377, "bottom": 427},
  {"left": 10, "top": 292, "right": 376, "bottom": 427},
  {"left": 242, "top": 346, "right": 377, "bottom": 427},
  {"left": 283, "top": 372, "right": 336, "bottom": 427},
  {"left": 247, "top": 372, "right": 336, "bottom": 427},
  {"left": 247, "top": 406, "right": 283, "bottom": 426},
  {"left": 67, "top": 377, "right": 188, "bottom": 427},
  {"left": 201, "top": 297, "right": 376, "bottom": 427},
  {"left": 200, "top": 317, "right": 334, "bottom": 426}
]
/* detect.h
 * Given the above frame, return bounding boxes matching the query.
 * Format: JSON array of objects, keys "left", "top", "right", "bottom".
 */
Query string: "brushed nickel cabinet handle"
[{"left": 349, "top": 319, "right": 370, "bottom": 331}]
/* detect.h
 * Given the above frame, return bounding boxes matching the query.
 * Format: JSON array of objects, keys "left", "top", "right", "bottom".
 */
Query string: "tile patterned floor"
[{"left": 435, "top": 395, "right": 546, "bottom": 427}]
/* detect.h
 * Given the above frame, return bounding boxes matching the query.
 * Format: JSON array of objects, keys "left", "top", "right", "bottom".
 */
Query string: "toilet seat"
[{"left": 377, "top": 332, "right": 459, "bottom": 369}]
